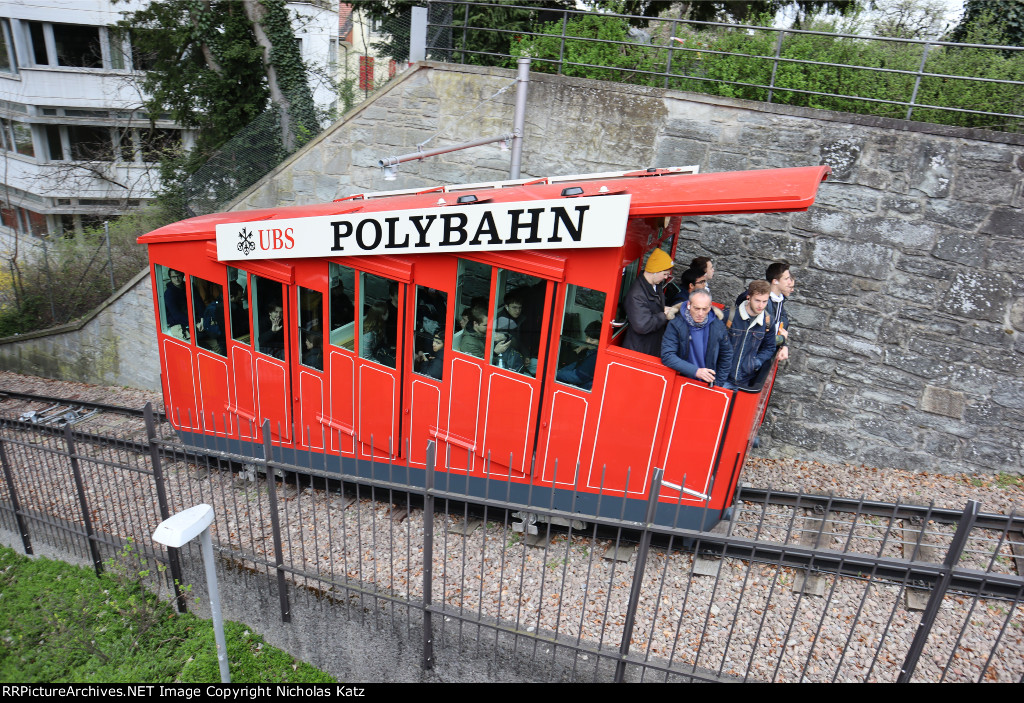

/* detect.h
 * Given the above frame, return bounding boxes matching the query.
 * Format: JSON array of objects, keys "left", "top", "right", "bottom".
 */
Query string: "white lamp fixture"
[{"left": 153, "top": 504, "right": 230, "bottom": 683}]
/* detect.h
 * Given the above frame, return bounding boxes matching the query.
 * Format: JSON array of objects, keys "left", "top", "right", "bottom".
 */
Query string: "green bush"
[
  {"left": 0, "top": 205, "right": 170, "bottom": 337},
  {"left": 513, "top": 10, "right": 1024, "bottom": 133}
]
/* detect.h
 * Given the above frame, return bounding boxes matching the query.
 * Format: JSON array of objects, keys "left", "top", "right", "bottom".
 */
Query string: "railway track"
[{"left": 2, "top": 388, "right": 1022, "bottom": 593}]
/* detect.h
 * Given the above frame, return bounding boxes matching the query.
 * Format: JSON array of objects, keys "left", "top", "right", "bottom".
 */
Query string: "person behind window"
[
  {"left": 455, "top": 306, "right": 487, "bottom": 358},
  {"left": 229, "top": 281, "right": 248, "bottom": 339},
  {"left": 556, "top": 321, "right": 602, "bottom": 391},
  {"left": 302, "top": 329, "right": 323, "bottom": 370},
  {"left": 384, "top": 281, "right": 399, "bottom": 348},
  {"left": 164, "top": 269, "right": 189, "bottom": 340},
  {"left": 196, "top": 284, "right": 225, "bottom": 355},
  {"left": 492, "top": 331, "right": 526, "bottom": 373},
  {"left": 495, "top": 289, "right": 524, "bottom": 334},
  {"left": 362, "top": 301, "right": 394, "bottom": 365},
  {"left": 331, "top": 276, "right": 355, "bottom": 329},
  {"left": 259, "top": 302, "right": 285, "bottom": 359},
  {"left": 415, "top": 328, "right": 445, "bottom": 380}
]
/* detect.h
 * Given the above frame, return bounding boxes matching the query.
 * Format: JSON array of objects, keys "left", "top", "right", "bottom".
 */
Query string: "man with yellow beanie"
[{"left": 622, "top": 248, "right": 678, "bottom": 356}]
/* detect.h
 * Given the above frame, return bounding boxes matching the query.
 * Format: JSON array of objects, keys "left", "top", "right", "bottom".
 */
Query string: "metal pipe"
[
  {"left": 509, "top": 57, "right": 530, "bottom": 179},
  {"left": 377, "top": 132, "right": 514, "bottom": 169}
]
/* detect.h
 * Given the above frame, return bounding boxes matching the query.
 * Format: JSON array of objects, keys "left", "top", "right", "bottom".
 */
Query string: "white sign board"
[{"left": 215, "top": 194, "right": 631, "bottom": 261}]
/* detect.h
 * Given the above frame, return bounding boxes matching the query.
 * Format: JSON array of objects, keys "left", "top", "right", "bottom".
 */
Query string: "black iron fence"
[
  {"left": 422, "top": 1, "right": 1024, "bottom": 134},
  {"left": 0, "top": 407, "right": 1022, "bottom": 683}
]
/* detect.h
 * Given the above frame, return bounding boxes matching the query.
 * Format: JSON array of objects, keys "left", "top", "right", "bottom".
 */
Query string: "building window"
[
  {"left": 26, "top": 21, "right": 129, "bottom": 70},
  {"left": 67, "top": 125, "right": 113, "bottom": 161},
  {"left": 0, "top": 206, "right": 48, "bottom": 236},
  {"left": 28, "top": 22, "right": 49, "bottom": 65},
  {"left": 53, "top": 23, "right": 102, "bottom": 68},
  {"left": 0, "top": 119, "right": 35, "bottom": 157},
  {"left": 0, "top": 19, "right": 17, "bottom": 74},
  {"left": 139, "top": 128, "right": 181, "bottom": 162},
  {"left": 359, "top": 55, "right": 374, "bottom": 91},
  {"left": 45, "top": 125, "right": 64, "bottom": 160}
]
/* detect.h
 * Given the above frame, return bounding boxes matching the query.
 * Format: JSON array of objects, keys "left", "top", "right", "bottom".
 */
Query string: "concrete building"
[
  {"left": 0, "top": 0, "right": 338, "bottom": 245},
  {"left": 338, "top": 2, "right": 407, "bottom": 110}
]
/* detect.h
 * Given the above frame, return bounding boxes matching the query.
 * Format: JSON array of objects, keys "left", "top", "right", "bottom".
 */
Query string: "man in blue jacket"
[
  {"left": 726, "top": 280, "right": 776, "bottom": 388},
  {"left": 661, "top": 290, "right": 733, "bottom": 386}
]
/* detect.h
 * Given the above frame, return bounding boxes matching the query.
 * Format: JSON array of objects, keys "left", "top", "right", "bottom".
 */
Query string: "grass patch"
[{"left": 0, "top": 546, "right": 334, "bottom": 683}]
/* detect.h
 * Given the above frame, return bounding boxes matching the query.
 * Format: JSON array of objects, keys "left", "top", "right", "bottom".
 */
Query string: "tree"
[
  {"left": 949, "top": 0, "right": 1024, "bottom": 46},
  {"left": 867, "top": 0, "right": 953, "bottom": 39},
  {"left": 116, "top": 0, "right": 318, "bottom": 187}
]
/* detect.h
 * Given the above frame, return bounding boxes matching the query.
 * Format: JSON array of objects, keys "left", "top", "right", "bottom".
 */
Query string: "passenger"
[
  {"left": 765, "top": 261, "right": 794, "bottom": 362},
  {"left": 672, "top": 267, "right": 707, "bottom": 306},
  {"left": 415, "top": 328, "right": 445, "bottom": 380},
  {"left": 492, "top": 331, "right": 526, "bottom": 373},
  {"left": 330, "top": 276, "right": 355, "bottom": 329},
  {"left": 661, "top": 290, "right": 733, "bottom": 387},
  {"left": 195, "top": 285, "right": 226, "bottom": 355},
  {"left": 258, "top": 302, "right": 286, "bottom": 360},
  {"left": 417, "top": 288, "right": 445, "bottom": 336},
  {"left": 302, "top": 330, "right": 323, "bottom": 371},
  {"left": 164, "top": 269, "right": 189, "bottom": 340},
  {"left": 690, "top": 256, "right": 715, "bottom": 296},
  {"left": 622, "top": 249, "right": 677, "bottom": 356},
  {"left": 495, "top": 289, "right": 524, "bottom": 334},
  {"left": 725, "top": 280, "right": 776, "bottom": 388},
  {"left": 556, "top": 320, "right": 602, "bottom": 391},
  {"left": 383, "top": 282, "right": 400, "bottom": 350},
  {"left": 456, "top": 306, "right": 487, "bottom": 358},
  {"left": 229, "top": 281, "right": 248, "bottom": 339},
  {"left": 677, "top": 265, "right": 723, "bottom": 320},
  {"left": 362, "top": 301, "right": 393, "bottom": 365}
]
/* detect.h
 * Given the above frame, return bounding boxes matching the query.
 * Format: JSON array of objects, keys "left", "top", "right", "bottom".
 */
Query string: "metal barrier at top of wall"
[{"left": 421, "top": 0, "right": 1024, "bottom": 133}]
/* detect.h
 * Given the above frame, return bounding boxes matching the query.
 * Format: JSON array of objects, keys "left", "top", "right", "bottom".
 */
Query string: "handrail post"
[
  {"left": 767, "top": 29, "right": 785, "bottom": 103},
  {"left": 614, "top": 467, "right": 663, "bottom": 683},
  {"left": 0, "top": 438, "right": 32, "bottom": 555},
  {"left": 144, "top": 403, "right": 187, "bottom": 613},
  {"left": 906, "top": 42, "right": 932, "bottom": 121},
  {"left": 64, "top": 423, "right": 103, "bottom": 575},
  {"left": 897, "top": 500, "right": 979, "bottom": 682},
  {"left": 557, "top": 10, "right": 568, "bottom": 76},
  {"left": 422, "top": 440, "right": 436, "bottom": 670},
  {"left": 262, "top": 420, "right": 292, "bottom": 622}
]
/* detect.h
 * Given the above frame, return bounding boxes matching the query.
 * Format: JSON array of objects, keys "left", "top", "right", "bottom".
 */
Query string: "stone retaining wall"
[
  {"left": 4, "top": 62, "right": 1021, "bottom": 474},
  {"left": 0, "top": 269, "right": 160, "bottom": 391}
]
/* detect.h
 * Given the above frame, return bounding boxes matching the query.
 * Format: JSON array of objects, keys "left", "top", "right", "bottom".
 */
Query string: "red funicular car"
[{"left": 139, "top": 164, "right": 829, "bottom": 529}]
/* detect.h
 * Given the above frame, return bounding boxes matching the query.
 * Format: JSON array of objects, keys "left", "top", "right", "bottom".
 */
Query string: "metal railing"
[
  {"left": 1, "top": 407, "right": 1022, "bottom": 682},
  {"left": 422, "top": 1, "right": 1024, "bottom": 133}
]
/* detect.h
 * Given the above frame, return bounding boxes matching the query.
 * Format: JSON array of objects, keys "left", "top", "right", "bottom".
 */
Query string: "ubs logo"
[{"left": 237, "top": 227, "right": 255, "bottom": 256}]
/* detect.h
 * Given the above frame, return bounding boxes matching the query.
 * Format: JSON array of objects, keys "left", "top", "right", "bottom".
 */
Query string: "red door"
[
  {"left": 291, "top": 265, "right": 330, "bottom": 451},
  {"left": 248, "top": 273, "right": 292, "bottom": 444}
]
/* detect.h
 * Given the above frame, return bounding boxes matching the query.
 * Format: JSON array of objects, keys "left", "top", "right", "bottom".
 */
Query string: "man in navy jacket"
[
  {"left": 661, "top": 290, "right": 733, "bottom": 386},
  {"left": 726, "top": 280, "right": 777, "bottom": 388}
]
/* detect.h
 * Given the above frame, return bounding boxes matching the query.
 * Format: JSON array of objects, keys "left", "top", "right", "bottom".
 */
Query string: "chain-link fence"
[{"left": 423, "top": 1, "right": 1024, "bottom": 134}]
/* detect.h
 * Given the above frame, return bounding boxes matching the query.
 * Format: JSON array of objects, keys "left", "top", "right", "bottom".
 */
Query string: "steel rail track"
[
  {"left": 736, "top": 486, "right": 1024, "bottom": 533},
  {"left": 0, "top": 389, "right": 166, "bottom": 422},
  {"left": 1, "top": 389, "right": 1022, "bottom": 600},
  {"left": 1, "top": 389, "right": 1020, "bottom": 530}
]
